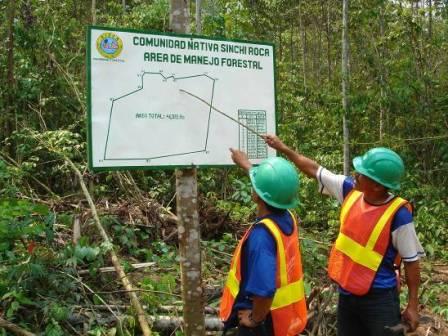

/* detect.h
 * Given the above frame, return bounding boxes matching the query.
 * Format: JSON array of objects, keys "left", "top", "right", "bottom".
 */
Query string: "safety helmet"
[
  {"left": 352, "top": 147, "right": 404, "bottom": 190},
  {"left": 249, "top": 157, "right": 300, "bottom": 209}
]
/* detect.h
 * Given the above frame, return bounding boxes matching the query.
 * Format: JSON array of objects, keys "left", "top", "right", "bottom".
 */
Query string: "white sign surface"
[{"left": 88, "top": 27, "right": 277, "bottom": 170}]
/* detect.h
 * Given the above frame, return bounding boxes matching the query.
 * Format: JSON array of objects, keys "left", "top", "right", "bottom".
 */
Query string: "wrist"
[
  {"left": 248, "top": 312, "right": 263, "bottom": 326},
  {"left": 408, "top": 293, "right": 419, "bottom": 308},
  {"left": 407, "top": 301, "right": 419, "bottom": 310}
]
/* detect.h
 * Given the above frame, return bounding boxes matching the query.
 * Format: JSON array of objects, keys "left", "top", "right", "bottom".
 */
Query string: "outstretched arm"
[
  {"left": 402, "top": 260, "right": 421, "bottom": 331},
  {"left": 263, "top": 135, "right": 320, "bottom": 179}
]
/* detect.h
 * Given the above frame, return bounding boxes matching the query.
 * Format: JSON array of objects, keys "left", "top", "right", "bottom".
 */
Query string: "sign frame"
[{"left": 87, "top": 25, "right": 278, "bottom": 171}]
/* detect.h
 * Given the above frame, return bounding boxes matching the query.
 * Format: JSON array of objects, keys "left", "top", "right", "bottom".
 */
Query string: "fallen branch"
[
  {"left": 73, "top": 214, "right": 81, "bottom": 244},
  {"left": 299, "top": 236, "right": 331, "bottom": 246},
  {"left": 150, "top": 316, "right": 223, "bottom": 331},
  {"left": 159, "top": 305, "right": 218, "bottom": 315},
  {"left": 66, "top": 158, "right": 152, "bottom": 336},
  {"left": 94, "top": 289, "right": 181, "bottom": 297},
  {"left": 433, "top": 268, "right": 448, "bottom": 276},
  {"left": 78, "top": 262, "right": 156, "bottom": 275},
  {"left": 59, "top": 271, "right": 121, "bottom": 323},
  {"left": 73, "top": 304, "right": 218, "bottom": 315},
  {"left": 0, "top": 317, "right": 35, "bottom": 336},
  {"left": 309, "top": 288, "right": 335, "bottom": 336}
]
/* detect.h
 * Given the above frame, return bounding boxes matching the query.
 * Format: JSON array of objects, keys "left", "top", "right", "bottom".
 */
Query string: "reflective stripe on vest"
[
  {"left": 226, "top": 270, "right": 239, "bottom": 298},
  {"left": 261, "top": 218, "right": 305, "bottom": 309},
  {"left": 335, "top": 190, "right": 407, "bottom": 272},
  {"left": 328, "top": 190, "right": 409, "bottom": 295},
  {"left": 219, "top": 210, "right": 307, "bottom": 333},
  {"left": 223, "top": 228, "right": 251, "bottom": 300},
  {"left": 271, "top": 278, "right": 305, "bottom": 309}
]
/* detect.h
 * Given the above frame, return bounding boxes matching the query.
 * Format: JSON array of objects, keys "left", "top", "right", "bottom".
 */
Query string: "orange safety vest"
[
  {"left": 220, "top": 211, "right": 307, "bottom": 336},
  {"left": 328, "top": 190, "right": 410, "bottom": 295}
]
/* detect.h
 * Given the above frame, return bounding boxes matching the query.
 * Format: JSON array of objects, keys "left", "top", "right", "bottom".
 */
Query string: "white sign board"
[{"left": 88, "top": 27, "right": 277, "bottom": 170}]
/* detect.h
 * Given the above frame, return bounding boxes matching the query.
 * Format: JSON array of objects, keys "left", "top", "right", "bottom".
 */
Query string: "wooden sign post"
[{"left": 170, "top": 1, "right": 205, "bottom": 335}]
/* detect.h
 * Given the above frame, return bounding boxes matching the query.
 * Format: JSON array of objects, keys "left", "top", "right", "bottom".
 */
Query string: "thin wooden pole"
[
  {"left": 196, "top": 0, "right": 202, "bottom": 34},
  {"left": 170, "top": 1, "right": 205, "bottom": 335}
]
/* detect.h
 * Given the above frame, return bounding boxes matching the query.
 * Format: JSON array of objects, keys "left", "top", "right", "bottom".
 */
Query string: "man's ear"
[{"left": 252, "top": 190, "right": 260, "bottom": 203}]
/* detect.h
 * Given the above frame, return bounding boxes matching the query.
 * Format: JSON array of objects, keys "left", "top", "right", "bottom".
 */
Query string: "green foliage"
[
  {"left": 44, "top": 320, "right": 65, "bottom": 336},
  {"left": 230, "top": 178, "right": 252, "bottom": 204},
  {"left": 414, "top": 199, "right": 448, "bottom": 259},
  {"left": 300, "top": 232, "right": 331, "bottom": 280},
  {"left": 64, "top": 243, "right": 103, "bottom": 269},
  {"left": 0, "top": 0, "right": 447, "bottom": 331},
  {"left": 5, "top": 128, "right": 85, "bottom": 195},
  {"left": 140, "top": 273, "right": 177, "bottom": 310},
  {"left": 216, "top": 199, "right": 255, "bottom": 223},
  {"left": 0, "top": 197, "right": 109, "bottom": 332},
  {"left": 0, "top": 159, "right": 21, "bottom": 196},
  {"left": 128, "top": 0, "right": 170, "bottom": 31},
  {"left": 202, "top": 233, "right": 236, "bottom": 268},
  {"left": 403, "top": 182, "right": 448, "bottom": 260},
  {"left": 47, "top": 302, "right": 70, "bottom": 321},
  {"left": 0, "top": 198, "right": 51, "bottom": 260},
  {"left": 423, "top": 282, "right": 448, "bottom": 321},
  {"left": 146, "top": 240, "right": 178, "bottom": 267}
]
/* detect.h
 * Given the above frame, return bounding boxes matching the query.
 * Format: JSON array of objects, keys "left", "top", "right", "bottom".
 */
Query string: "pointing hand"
[
  {"left": 263, "top": 134, "right": 288, "bottom": 153},
  {"left": 229, "top": 148, "right": 252, "bottom": 172}
]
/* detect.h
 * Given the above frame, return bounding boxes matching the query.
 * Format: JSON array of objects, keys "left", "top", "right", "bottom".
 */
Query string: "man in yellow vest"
[
  {"left": 220, "top": 150, "right": 307, "bottom": 336},
  {"left": 255, "top": 135, "right": 424, "bottom": 336}
]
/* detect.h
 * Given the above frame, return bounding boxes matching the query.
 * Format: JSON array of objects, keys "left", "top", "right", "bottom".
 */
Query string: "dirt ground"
[
  {"left": 409, "top": 263, "right": 448, "bottom": 336},
  {"left": 409, "top": 312, "right": 447, "bottom": 336}
]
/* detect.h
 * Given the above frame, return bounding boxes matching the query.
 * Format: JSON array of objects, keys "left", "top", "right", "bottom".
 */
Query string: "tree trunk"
[
  {"left": 428, "top": 0, "right": 432, "bottom": 39},
  {"left": 326, "top": 0, "right": 332, "bottom": 84},
  {"left": 6, "top": 0, "right": 15, "bottom": 88},
  {"left": 170, "top": 0, "right": 191, "bottom": 34},
  {"left": 196, "top": 0, "right": 202, "bottom": 34},
  {"left": 175, "top": 169, "right": 205, "bottom": 336},
  {"left": 290, "top": 25, "right": 295, "bottom": 64},
  {"left": 379, "top": 4, "right": 385, "bottom": 141},
  {"left": 5, "top": 0, "right": 16, "bottom": 141},
  {"left": 342, "top": 0, "right": 350, "bottom": 175},
  {"left": 170, "top": 2, "right": 205, "bottom": 336},
  {"left": 279, "top": 31, "right": 283, "bottom": 62},
  {"left": 317, "top": 2, "right": 324, "bottom": 86},
  {"left": 298, "top": 2, "right": 307, "bottom": 92},
  {"left": 92, "top": 0, "right": 96, "bottom": 24}
]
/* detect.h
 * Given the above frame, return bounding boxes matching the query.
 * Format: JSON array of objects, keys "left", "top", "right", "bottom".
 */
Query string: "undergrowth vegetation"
[{"left": 1, "top": 0, "right": 447, "bottom": 334}]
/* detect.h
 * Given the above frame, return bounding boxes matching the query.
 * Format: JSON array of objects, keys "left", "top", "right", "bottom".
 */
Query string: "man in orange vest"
[
  {"left": 220, "top": 149, "right": 307, "bottom": 336},
  {"left": 260, "top": 135, "right": 424, "bottom": 336}
]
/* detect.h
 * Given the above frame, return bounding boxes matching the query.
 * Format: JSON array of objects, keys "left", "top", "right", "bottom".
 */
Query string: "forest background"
[{"left": 0, "top": 0, "right": 447, "bottom": 335}]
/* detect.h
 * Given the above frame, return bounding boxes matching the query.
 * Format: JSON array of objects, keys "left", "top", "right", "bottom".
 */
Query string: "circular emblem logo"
[{"left": 96, "top": 32, "right": 123, "bottom": 59}]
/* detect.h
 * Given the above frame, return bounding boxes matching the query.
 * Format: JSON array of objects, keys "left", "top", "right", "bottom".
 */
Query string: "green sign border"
[{"left": 87, "top": 25, "right": 278, "bottom": 172}]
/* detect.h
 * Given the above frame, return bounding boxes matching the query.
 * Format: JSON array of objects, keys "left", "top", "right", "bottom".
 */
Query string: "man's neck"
[
  {"left": 257, "top": 204, "right": 272, "bottom": 218},
  {"left": 363, "top": 191, "right": 392, "bottom": 205}
]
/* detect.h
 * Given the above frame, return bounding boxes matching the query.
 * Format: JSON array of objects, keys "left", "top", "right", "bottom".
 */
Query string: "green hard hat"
[
  {"left": 353, "top": 147, "right": 405, "bottom": 190},
  {"left": 249, "top": 157, "right": 300, "bottom": 209}
]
